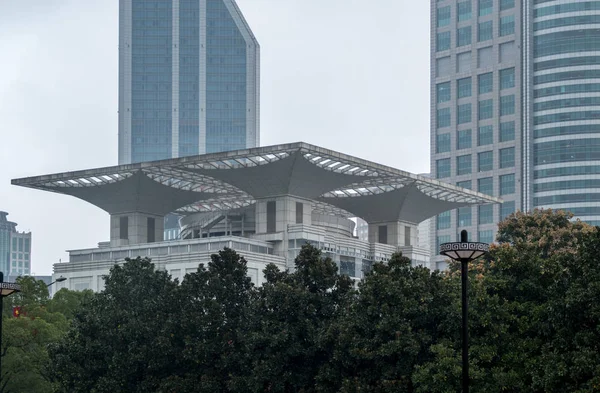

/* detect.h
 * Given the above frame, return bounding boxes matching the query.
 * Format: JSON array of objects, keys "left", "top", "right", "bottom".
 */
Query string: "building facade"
[
  {"left": 0, "top": 212, "right": 32, "bottom": 276},
  {"left": 12, "top": 143, "right": 499, "bottom": 290},
  {"left": 430, "top": 0, "right": 600, "bottom": 267},
  {"left": 118, "top": 0, "right": 260, "bottom": 165}
]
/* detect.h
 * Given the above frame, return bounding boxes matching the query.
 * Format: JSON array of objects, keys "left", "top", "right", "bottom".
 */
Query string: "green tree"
[
  {"left": 48, "top": 257, "right": 183, "bottom": 393},
  {"left": 243, "top": 244, "right": 353, "bottom": 392}
]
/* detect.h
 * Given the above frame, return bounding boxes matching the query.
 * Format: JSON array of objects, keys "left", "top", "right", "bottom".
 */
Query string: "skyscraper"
[
  {"left": 430, "top": 0, "right": 600, "bottom": 268},
  {"left": 118, "top": 0, "right": 259, "bottom": 165},
  {"left": 0, "top": 212, "right": 32, "bottom": 276}
]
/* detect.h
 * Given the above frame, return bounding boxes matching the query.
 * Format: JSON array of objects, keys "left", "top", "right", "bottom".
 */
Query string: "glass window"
[
  {"left": 457, "top": 154, "right": 472, "bottom": 175},
  {"left": 478, "top": 151, "right": 494, "bottom": 172},
  {"left": 478, "top": 73, "right": 493, "bottom": 94},
  {"left": 478, "top": 46, "right": 494, "bottom": 68},
  {"left": 500, "top": 147, "right": 515, "bottom": 168},
  {"left": 457, "top": 77, "right": 472, "bottom": 98},
  {"left": 478, "top": 99, "right": 493, "bottom": 120},
  {"left": 479, "top": 204, "right": 494, "bottom": 224},
  {"left": 478, "top": 177, "right": 494, "bottom": 195},
  {"left": 437, "top": 158, "right": 451, "bottom": 178},
  {"left": 437, "top": 56, "right": 451, "bottom": 76},
  {"left": 478, "top": 125, "right": 493, "bottom": 146},
  {"left": 500, "top": 68, "right": 515, "bottom": 89},
  {"left": 500, "top": 174, "right": 515, "bottom": 195},
  {"left": 458, "top": 207, "right": 472, "bottom": 227},
  {"left": 437, "top": 82, "right": 451, "bottom": 103},
  {"left": 500, "top": 41, "right": 516, "bottom": 62},
  {"left": 478, "top": 21, "right": 493, "bottom": 42},
  {"left": 457, "top": 180, "right": 472, "bottom": 189},
  {"left": 500, "top": 121, "right": 515, "bottom": 142},
  {"left": 500, "top": 95, "right": 515, "bottom": 116},
  {"left": 457, "top": 26, "right": 472, "bottom": 47},
  {"left": 437, "top": 133, "right": 451, "bottom": 153},
  {"left": 24, "top": 238, "right": 30, "bottom": 252},
  {"left": 437, "top": 211, "right": 451, "bottom": 230},
  {"left": 500, "top": 0, "right": 514, "bottom": 11},
  {"left": 500, "top": 15, "right": 515, "bottom": 36},
  {"left": 437, "top": 31, "right": 451, "bottom": 52},
  {"left": 11, "top": 238, "right": 17, "bottom": 251},
  {"left": 458, "top": 1, "right": 472, "bottom": 22},
  {"left": 437, "top": 108, "right": 451, "bottom": 128},
  {"left": 479, "top": 229, "right": 494, "bottom": 244},
  {"left": 437, "top": 6, "right": 451, "bottom": 27},
  {"left": 457, "top": 129, "right": 472, "bottom": 150},
  {"left": 479, "top": 0, "right": 493, "bottom": 16},
  {"left": 18, "top": 238, "right": 23, "bottom": 252},
  {"left": 457, "top": 103, "right": 472, "bottom": 124},
  {"left": 457, "top": 52, "right": 472, "bottom": 73},
  {"left": 500, "top": 201, "right": 516, "bottom": 220},
  {"left": 437, "top": 235, "right": 452, "bottom": 252}
]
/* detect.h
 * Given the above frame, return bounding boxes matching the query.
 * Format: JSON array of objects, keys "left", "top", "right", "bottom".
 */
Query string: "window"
[
  {"left": 458, "top": 1, "right": 472, "bottom": 21},
  {"left": 267, "top": 201, "right": 276, "bottom": 233},
  {"left": 500, "top": 41, "right": 516, "bottom": 63},
  {"left": 457, "top": 129, "right": 472, "bottom": 150},
  {"left": 340, "top": 259, "right": 356, "bottom": 277},
  {"left": 379, "top": 225, "right": 388, "bottom": 244},
  {"left": 457, "top": 154, "right": 472, "bottom": 175},
  {"left": 437, "top": 82, "right": 451, "bottom": 103},
  {"left": 478, "top": 46, "right": 493, "bottom": 68},
  {"left": 458, "top": 207, "right": 472, "bottom": 226},
  {"left": 457, "top": 52, "right": 472, "bottom": 73},
  {"left": 478, "top": 151, "right": 494, "bottom": 172},
  {"left": 500, "top": 95, "right": 515, "bottom": 116},
  {"left": 478, "top": 125, "right": 493, "bottom": 146},
  {"left": 500, "top": 0, "right": 514, "bottom": 11},
  {"left": 437, "top": 211, "right": 451, "bottom": 230},
  {"left": 500, "top": 15, "right": 515, "bottom": 36},
  {"left": 437, "top": 31, "right": 451, "bottom": 51},
  {"left": 437, "top": 108, "right": 451, "bottom": 128},
  {"left": 457, "top": 180, "right": 472, "bottom": 189},
  {"left": 437, "top": 6, "right": 451, "bottom": 27},
  {"left": 500, "top": 68, "right": 515, "bottom": 90},
  {"left": 457, "top": 77, "right": 472, "bottom": 98},
  {"left": 478, "top": 73, "right": 493, "bottom": 94},
  {"left": 500, "top": 201, "right": 516, "bottom": 220},
  {"left": 500, "top": 174, "right": 515, "bottom": 195},
  {"left": 436, "top": 133, "right": 451, "bottom": 153},
  {"left": 478, "top": 21, "right": 493, "bottom": 42},
  {"left": 500, "top": 147, "right": 515, "bottom": 168},
  {"left": 18, "top": 238, "right": 23, "bottom": 252},
  {"left": 479, "top": 204, "right": 494, "bottom": 224},
  {"left": 479, "top": 230, "right": 494, "bottom": 244},
  {"left": 437, "top": 158, "right": 451, "bottom": 178},
  {"left": 120, "top": 216, "right": 129, "bottom": 240},
  {"left": 457, "top": 103, "right": 472, "bottom": 124},
  {"left": 457, "top": 26, "right": 472, "bottom": 47},
  {"left": 478, "top": 99, "right": 493, "bottom": 120},
  {"left": 296, "top": 202, "right": 304, "bottom": 224},
  {"left": 479, "top": 0, "right": 493, "bottom": 16},
  {"left": 147, "top": 217, "right": 155, "bottom": 243},
  {"left": 437, "top": 56, "right": 451, "bottom": 76},
  {"left": 24, "top": 239, "right": 30, "bottom": 252},
  {"left": 437, "top": 235, "right": 452, "bottom": 252},
  {"left": 500, "top": 121, "right": 515, "bottom": 142},
  {"left": 405, "top": 226, "right": 412, "bottom": 246},
  {"left": 478, "top": 177, "right": 494, "bottom": 195}
]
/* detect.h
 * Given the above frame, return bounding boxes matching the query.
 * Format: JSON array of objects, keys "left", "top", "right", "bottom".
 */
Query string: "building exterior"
[
  {"left": 430, "top": 0, "right": 600, "bottom": 267},
  {"left": 12, "top": 143, "right": 499, "bottom": 290},
  {"left": 0, "top": 212, "right": 32, "bottom": 276},
  {"left": 118, "top": 0, "right": 260, "bottom": 165}
]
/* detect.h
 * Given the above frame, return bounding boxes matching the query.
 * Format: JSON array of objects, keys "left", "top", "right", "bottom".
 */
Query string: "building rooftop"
[{"left": 11, "top": 142, "right": 500, "bottom": 224}]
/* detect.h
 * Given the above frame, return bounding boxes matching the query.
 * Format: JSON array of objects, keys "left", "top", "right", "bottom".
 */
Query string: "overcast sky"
[{"left": 0, "top": 0, "right": 430, "bottom": 275}]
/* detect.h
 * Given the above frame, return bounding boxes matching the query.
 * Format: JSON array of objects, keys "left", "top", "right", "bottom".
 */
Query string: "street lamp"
[
  {"left": 47, "top": 276, "right": 67, "bottom": 288},
  {"left": 0, "top": 272, "right": 21, "bottom": 379},
  {"left": 440, "top": 230, "right": 489, "bottom": 393}
]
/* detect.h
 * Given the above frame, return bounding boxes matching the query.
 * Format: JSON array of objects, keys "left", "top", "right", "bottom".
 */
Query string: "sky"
[{"left": 0, "top": 0, "right": 430, "bottom": 275}]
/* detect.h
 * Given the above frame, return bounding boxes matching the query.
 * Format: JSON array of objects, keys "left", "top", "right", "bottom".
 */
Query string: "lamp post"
[
  {"left": 47, "top": 276, "right": 67, "bottom": 288},
  {"left": 0, "top": 272, "right": 21, "bottom": 381},
  {"left": 440, "top": 230, "right": 489, "bottom": 393}
]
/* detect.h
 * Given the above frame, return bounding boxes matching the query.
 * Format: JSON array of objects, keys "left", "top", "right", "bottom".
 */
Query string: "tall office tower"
[
  {"left": 0, "top": 212, "right": 32, "bottom": 276},
  {"left": 118, "top": 0, "right": 260, "bottom": 165},
  {"left": 430, "top": 0, "right": 600, "bottom": 268}
]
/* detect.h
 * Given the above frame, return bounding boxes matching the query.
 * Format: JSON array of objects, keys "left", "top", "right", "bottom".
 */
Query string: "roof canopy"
[{"left": 11, "top": 142, "right": 501, "bottom": 223}]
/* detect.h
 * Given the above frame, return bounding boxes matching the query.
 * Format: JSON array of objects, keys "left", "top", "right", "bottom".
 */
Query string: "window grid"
[
  {"left": 478, "top": 125, "right": 493, "bottom": 146},
  {"left": 478, "top": 151, "right": 494, "bottom": 172},
  {"left": 457, "top": 154, "right": 472, "bottom": 175},
  {"left": 457, "top": 129, "right": 472, "bottom": 150}
]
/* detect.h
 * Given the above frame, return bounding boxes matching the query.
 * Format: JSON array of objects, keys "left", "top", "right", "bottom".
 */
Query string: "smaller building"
[{"left": 0, "top": 212, "right": 32, "bottom": 277}]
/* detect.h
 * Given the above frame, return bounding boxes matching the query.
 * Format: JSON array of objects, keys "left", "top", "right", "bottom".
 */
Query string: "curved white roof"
[{"left": 11, "top": 142, "right": 501, "bottom": 223}]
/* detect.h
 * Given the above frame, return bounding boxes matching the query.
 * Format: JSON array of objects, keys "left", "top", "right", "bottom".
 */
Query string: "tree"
[
  {"left": 243, "top": 244, "right": 353, "bottom": 392},
  {"left": 48, "top": 257, "right": 183, "bottom": 393}
]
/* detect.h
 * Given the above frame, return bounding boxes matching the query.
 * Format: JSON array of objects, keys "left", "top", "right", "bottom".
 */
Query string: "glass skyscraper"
[
  {"left": 431, "top": 0, "right": 600, "bottom": 268},
  {"left": 118, "top": 0, "right": 259, "bottom": 165},
  {"left": 0, "top": 211, "right": 32, "bottom": 276}
]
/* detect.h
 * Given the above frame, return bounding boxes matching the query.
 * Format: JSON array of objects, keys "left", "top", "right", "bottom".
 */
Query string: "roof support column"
[
  {"left": 368, "top": 221, "right": 418, "bottom": 248},
  {"left": 110, "top": 212, "right": 165, "bottom": 247}
]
